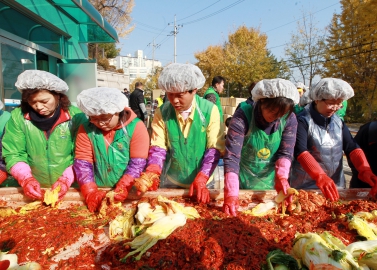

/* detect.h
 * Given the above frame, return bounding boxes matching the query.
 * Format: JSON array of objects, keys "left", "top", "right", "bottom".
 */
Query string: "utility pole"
[
  {"left": 169, "top": 15, "right": 182, "bottom": 63},
  {"left": 148, "top": 38, "right": 160, "bottom": 72}
]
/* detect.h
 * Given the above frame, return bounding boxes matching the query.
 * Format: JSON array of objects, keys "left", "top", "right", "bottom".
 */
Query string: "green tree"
[
  {"left": 285, "top": 11, "right": 326, "bottom": 87},
  {"left": 323, "top": 0, "right": 377, "bottom": 121}
]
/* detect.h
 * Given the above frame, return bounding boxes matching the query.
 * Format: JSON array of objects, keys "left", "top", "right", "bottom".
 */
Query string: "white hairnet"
[
  {"left": 310, "top": 78, "right": 354, "bottom": 101},
  {"left": 0, "top": 100, "right": 4, "bottom": 110},
  {"left": 295, "top": 82, "right": 308, "bottom": 91},
  {"left": 300, "top": 90, "right": 312, "bottom": 106},
  {"left": 251, "top": 78, "right": 300, "bottom": 104},
  {"left": 158, "top": 63, "right": 205, "bottom": 93},
  {"left": 77, "top": 87, "right": 129, "bottom": 116},
  {"left": 15, "top": 70, "right": 68, "bottom": 93}
]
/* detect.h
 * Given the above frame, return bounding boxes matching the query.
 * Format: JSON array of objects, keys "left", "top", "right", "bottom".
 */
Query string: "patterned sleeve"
[
  {"left": 275, "top": 112, "right": 298, "bottom": 161},
  {"left": 224, "top": 109, "right": 249, "bottom": 174}
]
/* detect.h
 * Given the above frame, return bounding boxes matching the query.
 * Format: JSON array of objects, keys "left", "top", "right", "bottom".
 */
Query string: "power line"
[
  {"left": 265, "top": 2, "right": 339, "bottom": 33},
  {"left": 179, "top": 0, "right": 245, "bottom": 26},
  {"left": 176, "top": 0, "right": 222, "bottom": 22},
  {"left": 288, "top": 47, "right": 377, "bottom": 69}
]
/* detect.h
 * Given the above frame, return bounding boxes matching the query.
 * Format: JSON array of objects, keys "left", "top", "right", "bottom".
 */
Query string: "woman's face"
[
  {"left": 28, "top": 90, "right": 59, "bottom": 118},
  {"left": 260, "top": 103, "right": 289, "bottom": 123},
  {"left": 89, "top": 113, "right": 120, "bottom": 131},
  {"left": 315, "top": 98, "right": 343, "bottom": 118}
]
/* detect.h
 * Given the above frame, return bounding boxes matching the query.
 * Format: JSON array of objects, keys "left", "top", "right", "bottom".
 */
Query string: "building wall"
[
  {"left": 97, "top": 70, "right": 129, "bottom": 90},
  {"left": 113, "top": 50, "right": 162, "bottom": 83}
]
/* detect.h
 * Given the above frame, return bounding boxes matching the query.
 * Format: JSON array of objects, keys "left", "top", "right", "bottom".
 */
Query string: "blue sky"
[{"left": 118, "top": 0, "right": 341, "bottom": 66}]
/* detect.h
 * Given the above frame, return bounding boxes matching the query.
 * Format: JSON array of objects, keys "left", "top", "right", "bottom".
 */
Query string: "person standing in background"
[
  {"left": 123, "top": 88, "right": 130, "bottom": 100},
  {"left": 129, "top": 82, "right": 148, "bottom": 122},
  {"left": 203, "top": 76, "right": 225, "bottom": 122}
]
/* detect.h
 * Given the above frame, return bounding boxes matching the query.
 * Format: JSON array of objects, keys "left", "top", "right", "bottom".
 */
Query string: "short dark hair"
[
  {"left": 21, "top": 89, "right": 71, "bottom": 113},
  {"left": 248, "top": 82, "right": 258, "bottom": 93},
  {"left": 135, "top": 82, "right": 143, "bottom": 88},
  {"left": 225, "top": 117, "right": 232, "bottom": 127},
  {"left": 211, "top": 76, "right": 225, "bottom": 87},
  {"left": 259, "top": 97, "right": 294, "bottom": 118},
  {"left": 124, "top": 88, "right": 128, "bottom": 91}
]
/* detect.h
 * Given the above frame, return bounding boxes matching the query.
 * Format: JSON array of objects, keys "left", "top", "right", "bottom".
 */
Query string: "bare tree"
[
  {"left": 90, "top": 0, "right": 135, "bottom": 38},
  {"left": 285, "top": 10, "right": 327, "bottom": 87}
]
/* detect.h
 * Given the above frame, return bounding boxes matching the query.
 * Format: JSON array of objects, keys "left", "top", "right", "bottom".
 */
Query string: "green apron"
[
  {"left": 203, "top": 86, "right": 223, "bottom": 121},
  {"left": 161, "top": 95, "right": 213, "bottom": 188},
  {"left": 84, "top": 119, "right": 138, "bottom": 187},
  {"left": 239, "top": 104, "right": 287, "bottom": 189}
]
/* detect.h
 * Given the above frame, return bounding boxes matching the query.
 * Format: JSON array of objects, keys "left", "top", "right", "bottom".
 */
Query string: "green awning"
[
  {"left": 54, "top": 0, "right": 119, "bottom": 43},
  {"left": 12, "top": 0, "right": 119, "bottom": 43}
]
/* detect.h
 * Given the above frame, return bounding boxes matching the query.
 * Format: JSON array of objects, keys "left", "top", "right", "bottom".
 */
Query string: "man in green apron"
[
  {"left": 203, "top": 76, "right": 225, "bottom": 122},
  {"left": 135, "top": 63, "right": 225, "bottom": 203},
  {"left": 222, "top": 79, "right": 300, "bottom": 216}
]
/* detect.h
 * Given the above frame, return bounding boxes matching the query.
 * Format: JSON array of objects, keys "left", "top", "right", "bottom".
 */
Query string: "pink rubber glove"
[
  {"left": 114, "top": 174, "right": 134, "bottom": 202},
  {"left": 223, "top": 172, "right": 239, "bottom": 216},
  {"left": 274, "top": 158, "right": 292, "bottom": 204},
  {"left": 21, "top": 177, "right": 43, "bottom": 200},
  {"left": 189, "top": 171, "right": 210, "bottom": 203},
  {"left": 10, "top": 162, "right": 33, "bottom": 182},
  {"left": 51, "top": 166, "right": 75, "bottom": 200}
]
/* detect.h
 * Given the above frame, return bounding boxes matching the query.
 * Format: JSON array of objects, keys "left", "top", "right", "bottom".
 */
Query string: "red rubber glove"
[
  {"left": 51, "top": 177, "right": 70, "bottom": 200},
  {"left": 297, "top": 151, "right": 339, "bottom": 202},
  {"left": 0, "top": 170, "right": 8, "bottom": 185},
  {"left": 0, "top": 260, "right": 10, "bottom": 270},
  {"left": 20, "top": 177, "right": 43, "bottom": 200},
  {"left": 223, "top": 196, "right": 239, "bottom": 217},
  {"left": 114, "top": 174, "right": 134, "bottom": 202},
  {"left": 189, "top": 171, "right": 210, "bottom": 203},
  {"left": 80, "top": 182, "right": 106, "bottom": 212},
  {"left": 135, "top": 164, "right": 161, "bottom": 195},
  {"left": 350, "top": 149, "right": 377, "bottom": 189}
]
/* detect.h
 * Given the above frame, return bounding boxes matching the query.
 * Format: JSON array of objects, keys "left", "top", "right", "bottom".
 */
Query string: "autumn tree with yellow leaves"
[
  {"left": 323, "top": 0, "right": 377, "bottom": 121},
  {"left": 195, "top": 26, "right": 287, "bottom": 97}
]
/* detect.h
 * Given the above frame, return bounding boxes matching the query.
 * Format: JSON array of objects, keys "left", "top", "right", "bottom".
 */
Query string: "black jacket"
[{"left": 129, "top": 88, "right": 146, "bottom": 121}]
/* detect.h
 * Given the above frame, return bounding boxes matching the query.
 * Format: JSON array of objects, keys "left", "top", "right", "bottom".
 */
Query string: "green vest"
[
  {"left": 3, "top": 106, "right": 86, "bottom": 187},
  {"left": 0, "top": 111, "right": 11, "bottom": 137},
  {"left": 239, "top": 104, "right": 287, "bottom": 190},
  {"left": 293, "top": 104, "right": 304, "bottom": 115},
  {"left": 161, "top": 95, "right": 213, "bottom": 187},
  {"left": 203, "top": 86, "right": 223, "bottom": 122},
  {"left": 83, "top": 118, "right": 139, "bottom": 187},
  {"left": 335, "top": 100, "right": 347, "bottom": 121}
]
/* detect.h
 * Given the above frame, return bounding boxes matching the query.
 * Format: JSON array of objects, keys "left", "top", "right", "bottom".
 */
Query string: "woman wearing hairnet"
[
  {"left": 2, "top": 70, "right": 86, "bottom": 200},
  {"left": 75, "top": 87, "right": 149, "bottom": 212},
  {"left": 0, "top": 100, "right": 11, "bottom": 185},
  {"left": 293, "top": 82, "right": 308, "bottom": 115},
  {"left": 223, "top": 79, "right": 299, "bottom": 216},
  {"left": 135, "top": 63, "right": 225, "bottom": 203},
  {"left": 291, "top": 78, "right": 377, "bottom": 201}
]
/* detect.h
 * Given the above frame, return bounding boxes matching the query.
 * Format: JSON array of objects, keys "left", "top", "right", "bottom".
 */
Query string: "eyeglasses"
[
  {"left": 89, "top": 115, "right": 114, "bottom": 125},
  {"left": 322, "top": 100, "right": 343, "bottom": 110}
]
